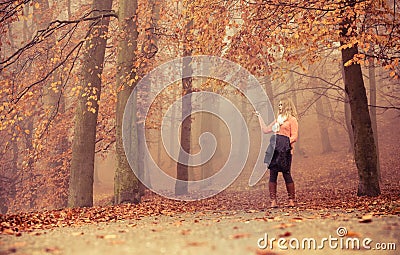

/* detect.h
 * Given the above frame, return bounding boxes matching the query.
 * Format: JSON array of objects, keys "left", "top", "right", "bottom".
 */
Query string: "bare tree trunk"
[
  {"left": 340, "top": 63, "right": 354, "bottom": 152},
  {"left": 340, "top": 0, "right": 380, "bottom": 196},
  {"left": 324, "top": 97, "right": 340, "bottom": 138},
  {"left": 368, "top": 55, "right": 381, "bottom": 181},
  {"left": 175, "top": 57, "right": 192, "bottom": 195},
  {"left": 37, "top": 0, "right": 69, "bottom": 209},
  {"left": 169, "top": 98, "right": 176, "bottom": 170},
  {"left": 200, "top": 110, "right": 211, "bottom": 187},
  {"left": 25, "top": 120, "right": 36, "bottom": 209},
  {"left": 2, "top": 130, "right": 19, "bottom": 214},
  {"left": 114, "top": 0, "right": 141, "bottom": 204},
  {"left": 94, "top": 158, "right": 101, "bottom": 186},
  {"left": 138, "top": 0, "right": 160, "bottom": 196},
  {"left": 308, "top": 69, "right": 333, "bottom": 153},
  {"left": 175, "top": 14, "right": 193, "bottom": 195},
  {"left": 200, "top": 95, "right": 219, "bottom": 188},
  {"left": 68, "top": 0, "right": 113, "bottom": 207},
  {"left": 315, "top": 96, "right": 333, "bottom": 153}
]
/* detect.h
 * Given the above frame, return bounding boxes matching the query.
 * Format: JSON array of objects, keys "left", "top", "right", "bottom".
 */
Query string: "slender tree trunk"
[
  {"left": 170, "top": 96, "right": 177, "bottom": 170},
  {"left": 138, "top": 0, "right": 160, "bottom": 196},
  {"left": 324, "top": 97, "right": 340, "bottom": 138},
  {"left": 315, "top": 95, "right": 333, "bottom": 153},
  {"left": 19, "top": 4, "right": 36, "bottom": 210},
  {"left": 175, "top": 57, "right": 192, "bottom": 195},
  {"left": 368, "top": 55, "right": 381, "bottom": 181},
  {"left": 68, "top": 0, "right": 113, "bottom": 207},
  {"left": 340, "top": 0, "right": 380, "bottom": 196},
  {"left": 175, "top": 15, "right": 193, "bottom": 195},
  {"left": 114, "top": 0, "right": 141, "bottom": 204},
  {"left": 25, "top": 120, "right": 36, "bottom": 209},
  {"left": 340, "top": 63, "right": 355, "bottom": 152},
  {"left": 37, "top": 0, "right": 68, "bottom": 208},
  {"left": 200, "top": 110, "right": 210, "bottom": 187},
  {"left": 2, "top": 131, "right": 19, "bottom": 214},
  {"left": 200, "top": 95, "right": 220, "bottom": 188},
  {"left": 308, "top": 69, "right": 333, "bottom": 153},
  {"left": 94, "top": 158, "right": 101, "bottom": 186}
]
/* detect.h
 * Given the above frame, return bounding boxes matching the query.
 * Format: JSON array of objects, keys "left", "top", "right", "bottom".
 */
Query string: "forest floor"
[
  {"left": 1, "top": 143, "right": 399, "bottom": 255},
  {"left": 0, "top": 207, "right": 399, "bottom": 255},
  {"left": 1, "top": 113, "right": 400, "bottom": 254}
]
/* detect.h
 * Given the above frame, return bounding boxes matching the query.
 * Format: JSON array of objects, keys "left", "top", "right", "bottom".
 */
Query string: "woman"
[{"left": 256, "top": 98, "right": 299, "bottom": 208}]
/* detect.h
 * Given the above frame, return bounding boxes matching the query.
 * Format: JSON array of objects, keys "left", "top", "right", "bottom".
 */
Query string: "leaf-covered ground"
[
  {"left": 1, "top": 144, "right": 399, "bottom": 236},
  {"left": 0, "top": 202, "right": 398, "bottom": 255}
]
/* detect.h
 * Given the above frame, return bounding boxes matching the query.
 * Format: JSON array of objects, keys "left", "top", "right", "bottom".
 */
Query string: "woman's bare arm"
[{"left": 257, "top": 114, "right": 274, "bottom": 134}]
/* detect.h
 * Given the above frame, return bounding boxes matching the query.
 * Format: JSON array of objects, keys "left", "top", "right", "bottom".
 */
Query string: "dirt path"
[{"left": 1, "top": 208, "right": 398, "bottom": 255}]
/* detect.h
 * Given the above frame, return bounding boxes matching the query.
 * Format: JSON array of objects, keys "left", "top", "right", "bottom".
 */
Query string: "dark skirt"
[{"left": 264, "top": 134, "right": 292, "bottom": 173}]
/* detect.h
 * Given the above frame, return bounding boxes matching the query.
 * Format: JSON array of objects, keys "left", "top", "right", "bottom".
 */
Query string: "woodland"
[{"left": 0, "top": 0, "right": 399, "bottom": 248}]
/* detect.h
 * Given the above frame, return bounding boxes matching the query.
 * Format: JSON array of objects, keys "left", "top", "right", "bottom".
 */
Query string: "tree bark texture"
[
  {"left": 340, "top": 1, "right": 380, "bottom": 196},
  {"left": 175, "top": 55, "right": 192, "bottom": 195},
  {"left": 175, "top": 8, "right": 193, "bottom": 195},
  {"left": 368, "top": 56, "right": 381, "bottom": 181},
  {"left": 68, "top": 0, "right": 113, "bottom": 207},
  {"left": 114, "top": 0, "right": 141, "bottom": 204}
]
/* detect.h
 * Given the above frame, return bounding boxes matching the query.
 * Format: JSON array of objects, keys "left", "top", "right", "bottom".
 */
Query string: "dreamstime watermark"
[
  {"left": 257, "top": 227, "right": 397, "bottom": 251},
  {"left": 122, "top": 55, "right": 275, "bottom": 201}
]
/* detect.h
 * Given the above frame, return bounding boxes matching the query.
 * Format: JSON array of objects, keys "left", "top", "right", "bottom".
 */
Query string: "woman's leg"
[
  {"left": 269, "top": 169, "right": 279, "bottom": 208},
  {"left": 283, "top": 172, "right": 295, "bottom": 207}
]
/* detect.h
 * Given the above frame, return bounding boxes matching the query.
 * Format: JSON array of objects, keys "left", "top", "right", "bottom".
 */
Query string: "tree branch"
[{"left": 0, "top": 9, "right": 118, "bottom": 70}]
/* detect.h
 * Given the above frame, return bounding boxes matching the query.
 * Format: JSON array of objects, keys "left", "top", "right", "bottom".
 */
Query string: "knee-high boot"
[
  {"left": 269, "top": 182, "right": 278, "bottom": 208},
  {"left": 285, "top": 182, "right": 295, "bottom": 207}
]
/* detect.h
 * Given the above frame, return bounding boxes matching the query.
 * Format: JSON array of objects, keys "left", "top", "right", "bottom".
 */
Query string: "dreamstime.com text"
[{"left": 257, "top": 227, "right": 396, "bottom": 251}]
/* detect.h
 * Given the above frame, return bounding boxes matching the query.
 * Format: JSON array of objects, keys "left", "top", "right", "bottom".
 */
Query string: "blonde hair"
[{"left": 279, "top": 97, "right": 298, "bottom": 120}]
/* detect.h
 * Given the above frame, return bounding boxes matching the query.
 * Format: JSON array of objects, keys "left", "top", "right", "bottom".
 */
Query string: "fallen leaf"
[
  {"left": 229, "top": 233, "right": 251, "bottom": 239},
  {"left": 103, "top": 234, "right": 117, "bottom": 239},
  {"left": 273, "top": 223, "right": 294, "bottom": 229},
  {"left": 291, "top": 217, "right": 303, "bottom": 222},
  {"left": 44, "top": 246, "right": 60, "bottom": 253},
  {"left": 187, "top": 241, "right": 206, "bottom": 246},
  {"left": 278, "top": 231, "right": 291, "bottom": 238},
  {"left": 347, "top": 231, "right": 361, "bottom": 237},
  {"left": 97, "top": 234, "right": 117, "bottom": 239},
  {"left": 359, "top": 214, "right": 373, "bottom": 223},
  {"left": 255, "top": 249, "right": 279, "bottom": 255}
]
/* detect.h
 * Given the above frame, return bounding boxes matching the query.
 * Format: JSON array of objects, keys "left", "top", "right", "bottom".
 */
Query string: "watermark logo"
[
  {"left": 336, "top": 226, "right": 348, "bottom": 237},
  {"left": 257, "top": 227, "right": 396, "bottom": 251},
  {"left": 122, "top": 55, "right": 275, "bottom": 201}
]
